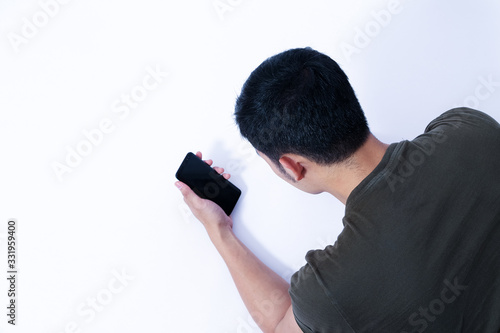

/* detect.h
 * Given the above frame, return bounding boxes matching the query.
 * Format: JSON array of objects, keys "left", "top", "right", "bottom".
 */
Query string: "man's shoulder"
[
  {"left": 424, "top": 107, "right": 499, "bottom": 134},
  {"left": 409, "top": 107, "right": 500, "bottom": 163}
]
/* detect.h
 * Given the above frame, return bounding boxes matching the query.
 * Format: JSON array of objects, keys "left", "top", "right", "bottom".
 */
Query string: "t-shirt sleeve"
[{"left": 289, "top": 260, "right": 355, "bottom": 333}]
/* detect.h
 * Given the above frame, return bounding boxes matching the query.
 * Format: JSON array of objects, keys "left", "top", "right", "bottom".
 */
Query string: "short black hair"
[{"left": 235, "top": 47, "right": 369, "bottom": 168}]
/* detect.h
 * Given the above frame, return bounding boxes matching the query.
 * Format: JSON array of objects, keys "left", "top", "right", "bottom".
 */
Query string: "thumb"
[
  {"left": 175, "top": 181, "right": 191, "bottom": 197},
  {"left": 175, "top": 181, "right": 203, "bottom": 207}
]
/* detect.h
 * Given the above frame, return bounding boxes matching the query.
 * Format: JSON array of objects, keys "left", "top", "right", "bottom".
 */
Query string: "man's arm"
[
  {"left": 175, "top": 152, "right": 302, "bottom": 333},
  {"left": 205, "top": 221, "right": 302, "bottom": 333}
]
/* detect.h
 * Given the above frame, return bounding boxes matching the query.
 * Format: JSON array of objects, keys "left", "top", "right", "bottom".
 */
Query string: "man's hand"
[
  {"left": 174, "top": 151, "right": 233, "bottom": 235},
  {"left": 174, "top": 151, "right": 302, "bottom": 333}
]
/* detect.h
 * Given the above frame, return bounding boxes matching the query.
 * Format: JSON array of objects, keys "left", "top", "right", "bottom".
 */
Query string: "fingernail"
[{"left": 175, "top": 182, "right": 183, "bottom": 189}]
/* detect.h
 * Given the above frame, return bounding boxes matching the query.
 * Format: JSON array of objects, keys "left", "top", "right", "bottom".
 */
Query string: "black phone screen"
[{"left": 175, "top": 152, "right": 241, "bottom": 216}]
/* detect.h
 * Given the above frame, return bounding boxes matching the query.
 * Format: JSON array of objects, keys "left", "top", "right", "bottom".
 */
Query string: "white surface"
[{"left": 0, "top": 1, "right": 499, "bottom": 332}]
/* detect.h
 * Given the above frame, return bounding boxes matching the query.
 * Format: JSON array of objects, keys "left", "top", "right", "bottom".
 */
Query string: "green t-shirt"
[{"left": 289, "top": 108, "right": 500, "bottom": 332}]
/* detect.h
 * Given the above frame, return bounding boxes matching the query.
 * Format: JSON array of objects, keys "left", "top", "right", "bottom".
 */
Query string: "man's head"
[{"left": 235, "top": 47, "right": 370, "bottom": 193}]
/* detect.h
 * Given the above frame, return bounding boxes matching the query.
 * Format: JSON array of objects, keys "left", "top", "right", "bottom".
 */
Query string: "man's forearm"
[{"left": 207, "top": 224, "right": 291, "bottom": 333}]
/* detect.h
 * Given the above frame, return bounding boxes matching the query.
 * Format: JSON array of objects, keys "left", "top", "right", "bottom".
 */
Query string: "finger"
[
  {"left": 175, "top": 181, "right": 190, "bottom": 197},
  {"left": 196, "top": 151, "right": 213, "bottom": 166},
  {"left": 213, "top": 166, "right": 224, "bottom": 174},
  {"left": 175, "top": 181, "right": 197, "bottom": 203},
  {"left": 222, "top": 173, "right": 231, "bottom": 180},
  {"left": 195, "top": 151, "right": 213, "bottom": 166}
]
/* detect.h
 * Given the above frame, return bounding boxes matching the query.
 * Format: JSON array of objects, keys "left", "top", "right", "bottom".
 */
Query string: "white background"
[{"left": 0, "top": 0, "right": 499, "bottom": 332}]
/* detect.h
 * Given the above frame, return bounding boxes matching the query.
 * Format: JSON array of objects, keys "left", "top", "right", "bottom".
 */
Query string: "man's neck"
[{"left": 323, "top": 134, "right": 389, "bottom": 204}]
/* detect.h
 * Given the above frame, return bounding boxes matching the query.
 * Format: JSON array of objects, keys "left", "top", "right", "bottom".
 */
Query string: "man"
[{"left": 175, "top": 47, "right": 500, "bottom": 332}]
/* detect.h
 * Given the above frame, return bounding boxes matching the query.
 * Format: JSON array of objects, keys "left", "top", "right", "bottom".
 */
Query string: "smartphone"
[{"left": 175, "top": 152, "right": 241, "bottom": 216}]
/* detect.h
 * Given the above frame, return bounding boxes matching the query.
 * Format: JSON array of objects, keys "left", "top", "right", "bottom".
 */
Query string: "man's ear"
[{"left": 279, "top": 155, "right": 305, "bottom": 181}]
